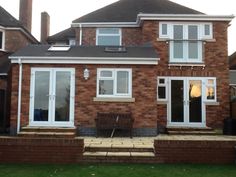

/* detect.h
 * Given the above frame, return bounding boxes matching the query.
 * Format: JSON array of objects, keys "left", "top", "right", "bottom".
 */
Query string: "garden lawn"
[{"left": 0, "top": 164, "right": 235, "bottom": 177}]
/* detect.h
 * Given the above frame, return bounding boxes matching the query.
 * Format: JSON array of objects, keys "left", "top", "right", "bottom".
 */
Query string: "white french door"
[
  {"left": 168, "top": 77, "right": 206, "bottom": 127},
  {"left": 29, "top": 68, "right": 75, "bottom": 127}
]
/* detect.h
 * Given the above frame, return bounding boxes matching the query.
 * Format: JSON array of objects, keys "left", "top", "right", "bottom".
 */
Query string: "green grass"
[{"left": 0, "top": 164, "right": 235, "bottom": 177}]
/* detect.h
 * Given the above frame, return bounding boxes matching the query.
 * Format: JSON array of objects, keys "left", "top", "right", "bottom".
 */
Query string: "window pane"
[
  {"left": 100, "top": 70, "right": 113, "bottom": 77},
  {"left": 117, "top": 71, "right": 129, "bottom": 94},
  {"left": 174, "top": 25, "right": 183, "bottom": 39},
  {"left": 158, "top": 86, "right": 166, "bottom": 99},
  {"left": 162, "top": 24, "right": 167, "bottom": 35},
  {"left": 98, "top": 28, "right": 120, "bottom": 34},
  {"left": 188, "top": 41, "right": 198, "bottom": 59},
  {"left": 34, "top": 71, "right": 50, "bottom": 122},
  {"left": 159, "top": 78, "right": 165, "bottom": 84},
  {"left": 206, "top": 86, "right": 215, "bottom": 100},
  {"left": 188, "top": 25, "right": 198, "bottom": 40},
  {"left": 208, "top": 79, "right": 214, "bottom": 85},
  {"left": 99, "top": 80, "right": 113, "bottom": 95},
  {"left": 0, "top": 31, "right": 2, "bottom": 49},
  {"left": 173, "top": 41, "right": 183, "bottom": 58},
  {"left": 204, "top": 24, "right": 210, "bottom": 36},
  {"left": 55, "top": 71, "right": 71, "bottom": 122},
  {"left": 97, "top": 36, "right": 120, "bottom": 46}
]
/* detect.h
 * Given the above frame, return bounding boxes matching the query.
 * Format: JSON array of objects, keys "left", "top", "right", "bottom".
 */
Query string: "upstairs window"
[
  {"left": 96, "top": 28, "right": 121, "bottom": 46},
  {"left": 0, "top": 30, "right": 5, "bottom": 50},
  {"left": 159, "top": 22, "right": 213, "bottom": 63}
]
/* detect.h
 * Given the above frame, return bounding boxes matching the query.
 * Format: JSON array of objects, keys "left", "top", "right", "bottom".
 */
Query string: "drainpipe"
[
  {"left": 17, "top": 58, "right": 22, "bottom": 134},
  {"left": 79, "top": 24, "right": 82, "bottom": 45}
]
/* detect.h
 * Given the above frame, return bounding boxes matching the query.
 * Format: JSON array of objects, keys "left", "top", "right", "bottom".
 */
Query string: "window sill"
[
  {"left": 93, "top": 97, "right": 135, "bottom": 103},
  {"left": 168, "top": 63, "right": 205, "bottom": 69},
  {"left": 205, "top": 102, "right": 220, "bottom": 106},
  {"left": 157, "top": 101, "right": 168, "bottom": 104}
]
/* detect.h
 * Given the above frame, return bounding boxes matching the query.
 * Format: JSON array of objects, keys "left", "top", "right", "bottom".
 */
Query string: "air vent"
[
  {"left": 48, "top": 45, "right": 71, "bottom": 51},
  {"left": 104, "top": 46, "right": 126, "bottom": 53}
]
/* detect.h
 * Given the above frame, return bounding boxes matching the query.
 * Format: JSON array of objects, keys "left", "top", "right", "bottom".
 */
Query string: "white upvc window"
[
  {"left": 157, "top": 77, "right": 168, "bottom": 101},
  {"left": 204, "top": 77, "right": 217, "bottom": 102},
  {"left": 96, "top": 28, "right": 122, "bottom": 46},
  {"left": 159, "top": 22, "right": 213, "bottom": 63},
  {"left": 97, "top": 68, "right": 132, "bottom": 98},
  {"left": 0, "top": 29, "right": 5, "bottom": 51}
]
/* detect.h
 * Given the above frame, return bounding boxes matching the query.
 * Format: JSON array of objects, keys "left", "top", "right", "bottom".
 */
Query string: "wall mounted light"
[{"left": 83, "top": 68, "right": 90, "bottom": 80}]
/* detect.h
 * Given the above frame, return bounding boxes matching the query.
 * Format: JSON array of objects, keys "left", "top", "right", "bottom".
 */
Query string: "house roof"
[
  {"left": 0, "top": 6, "right": 38, "bottom": 43},
  {"left": 47, "top": 27, "right": 75, "bottom": 44},
  {"left": 0, "top": 52, "right": 11, "bottom": 74},
  {"left": 10, "top": 45, "right": 158, "bottom": 59},
  {"left": 229, "top": 51, "right": 236, "bottom": 70},
  {"left": 73, "top": 0, "right": 203, "bottom": 23}
]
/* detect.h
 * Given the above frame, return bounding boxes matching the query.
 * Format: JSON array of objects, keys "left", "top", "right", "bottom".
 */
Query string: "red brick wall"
[
  {"left": 10, "top": 20, "right": 230, "bottom": 132},
  {"left": 0, "top": 137, "right": 84, "bottom": 163},
  {"left": 5, "top": 30, "right": 33, "bottom": 52},
  {"left": 10, "top": 64, "right": 157, "bottom": 132},
  {"left": 154, "top": 139, "right": 236, "bottom": 164}
]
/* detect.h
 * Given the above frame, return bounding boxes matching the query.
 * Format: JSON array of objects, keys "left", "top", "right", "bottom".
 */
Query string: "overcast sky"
[{"left": 0, "top": 0, "right": 235, "bottom": 55}]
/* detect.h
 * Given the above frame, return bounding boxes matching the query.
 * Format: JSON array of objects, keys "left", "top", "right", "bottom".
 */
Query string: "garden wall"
[{"left": 0, "top": 137, "right": 84, "bottom": 163}]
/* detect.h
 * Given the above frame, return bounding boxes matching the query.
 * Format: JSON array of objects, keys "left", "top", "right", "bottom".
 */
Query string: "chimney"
[
  {"left": 19, "top": 0, "right": 32, "bottom": 32},
  {"left": 40, "top": 12, "right": 50, "bottom": 44}
]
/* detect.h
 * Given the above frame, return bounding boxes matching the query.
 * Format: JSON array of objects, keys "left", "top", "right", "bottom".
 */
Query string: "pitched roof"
[
  {"left": 47, "top": 28, "right": 75, "bottom": 44},
  {"left": 73, "top": 0, "right": 203, "bottom": 23},
  {"left": 0, "top": 6, "right": 38, "bottom": 43},
  {"left": 229, "top": 51, "right": 236, "bottom": 70},
  {"left": 0, "top": 6, "right": 23, "bottom": 28},
  {"left": 10, "top": 45, "right": 158, "bottom": 59}
]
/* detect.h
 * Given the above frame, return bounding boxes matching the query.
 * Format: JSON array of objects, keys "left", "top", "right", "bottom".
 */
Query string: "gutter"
[{"left": 17, "top": 58, "right": 22, "bottom": 134}]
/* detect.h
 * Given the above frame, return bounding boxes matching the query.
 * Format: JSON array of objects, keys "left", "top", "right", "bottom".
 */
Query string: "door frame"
[
  {"left": 29, "top": 68, "right": 75, "bottom": 127},
  {"left": 167, "top": 77, "right": 206, "bottom": 128}
]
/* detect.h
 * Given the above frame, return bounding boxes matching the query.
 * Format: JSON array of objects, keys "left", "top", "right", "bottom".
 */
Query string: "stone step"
[
  {"left": 83, "top": 151, "right": 155, "bottom": 157},
  {"left": 167, "top": 127, "right": 213, "bottom": 132},
  {"left": 167, "top": 130, "right": 217, "bottom": 135},
  {"left": 21, "top": 126, "right": 76, "bottom": 133},
  {"left": 18, "top": 131, "right": 76, "bottom": 138},
  {"left": 84, "top": 146, "right": 154, "bottom": 152}
]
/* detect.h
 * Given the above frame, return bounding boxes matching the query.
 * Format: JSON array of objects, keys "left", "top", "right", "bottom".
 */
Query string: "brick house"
[
  {"left": 0, "top": 1, "right": 38, "bottom": 133},
  {"left": 9, "top": 0, "right": 234, "bottom": 136}
]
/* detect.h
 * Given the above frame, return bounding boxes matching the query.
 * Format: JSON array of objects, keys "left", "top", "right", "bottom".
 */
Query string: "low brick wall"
[
  {"left": 154, "top": 140, "right": 236, "bottom": 164},
  {"left": 0, "top": 137, "right": 84, "bottom": 163}
]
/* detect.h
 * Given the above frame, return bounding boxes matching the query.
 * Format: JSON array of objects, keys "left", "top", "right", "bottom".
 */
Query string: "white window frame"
[
  {"left": 157, "top": 77, "right": 168, "bottom": 101},
  {"left": 201, "top": 23, "right": 213, "bottom": 39},
  {"left": 159, "top": 22, "right": 170, "bottom": 38},
  {"left": 204, "top": 77, "right": 217, "bottom": 102},
  {"left": 96, "top": 28, "right": 122, "bottom": 46},
  {"left": 0, "top": 29, "right": 5, "bottom": 51},
  {"left": 97, "top": 68, "right": 132, "bottom": 98},
  {"left": 157, "top": 76, "right": 217, "bottom": 103},
  {"left": 29, "top": 68, "right": 75, "bottom": 127}
]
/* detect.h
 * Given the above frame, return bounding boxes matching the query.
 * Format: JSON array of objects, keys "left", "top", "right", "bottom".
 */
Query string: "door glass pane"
[
  {"left": 188, "top": 41, "right": 198, "bottom": 59},
  {"left": 173, "top": 41, "right": 183, "bottom": 58},
  {"left": 171, "top": 80, "right": 184, "bottom": 122},
  {"left": 117, "top": 71, "right": 129, "bottom": 94},
  {"left": 189, "top": 80, "right": 202, "bottom": 123},
  {"left": 55, "top": 71, "right": 71, "bottom": 122},
  {"left": 99, "top": 80, "right": 114, "bottom": 95},
  {"left": 33, "top": 71, "right": 50, "bottom": 121},
  {"left": 158, "top": 86, "right": 166, "bottom": 99}
]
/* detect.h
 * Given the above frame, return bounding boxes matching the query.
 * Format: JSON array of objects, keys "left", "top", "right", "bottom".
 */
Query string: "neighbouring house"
[
  {"left": 0, "top": 0, "right": 38, "bottom": 133},
  {"left": 229, "top": 52, "right": 236, "bottom": 118},
  {"left": 9, "top": 0, "right": 234, "bottom": 136}
]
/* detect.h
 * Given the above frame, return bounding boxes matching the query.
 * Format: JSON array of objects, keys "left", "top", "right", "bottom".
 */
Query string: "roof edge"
[{"left": 72, "top": 14, "right": 235, "bottom": 27}]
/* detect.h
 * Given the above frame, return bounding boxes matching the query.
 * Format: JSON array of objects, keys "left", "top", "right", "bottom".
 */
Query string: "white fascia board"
[
  {"left": 71, "top": 22, "right": 139, "bottom": 28},
  {"left": 10, "top": 56, "right": 159, "bottom": 65},
  {"left": 137, "top": 14, "right": 235, "bottom": 22}
]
